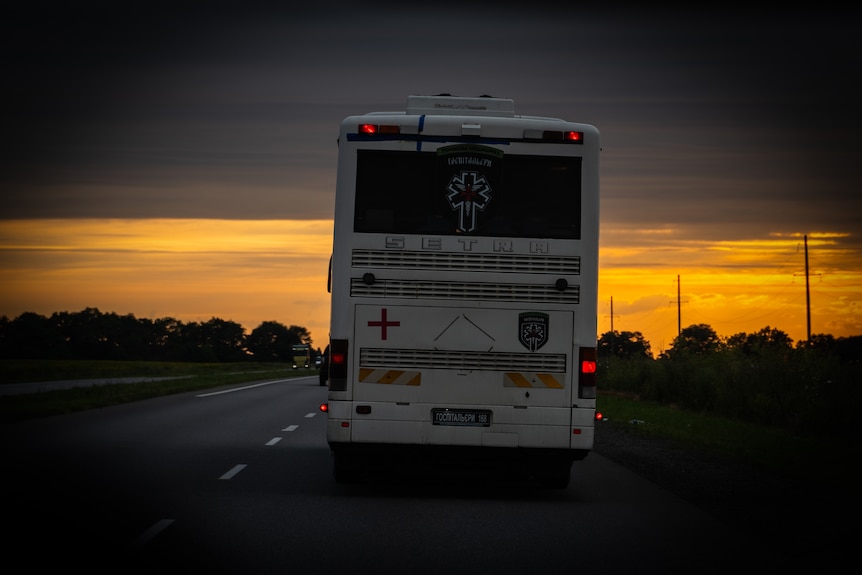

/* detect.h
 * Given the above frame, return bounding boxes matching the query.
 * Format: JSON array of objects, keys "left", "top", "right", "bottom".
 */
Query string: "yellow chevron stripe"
[
  {"left": 504, "top": 372, "right": 564, "bottom": 389},
  {"left": 505, "top": 372, "right": 532, "bottom": 388},
  {"left": 359, "top": 368, "right": 421, "bottom": 386},
  {"left": 536, "top": 373, "right": 564, "bottom": 389}
]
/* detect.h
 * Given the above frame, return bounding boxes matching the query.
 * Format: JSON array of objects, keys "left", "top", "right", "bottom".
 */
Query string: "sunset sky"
[{"left": 2, "top": 5, "right": 860, "bottom": 355}]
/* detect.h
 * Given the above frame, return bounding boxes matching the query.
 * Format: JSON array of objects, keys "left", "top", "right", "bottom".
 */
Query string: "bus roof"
[{"left": 406, "top": 95, "right": 515, "bottom": 117}]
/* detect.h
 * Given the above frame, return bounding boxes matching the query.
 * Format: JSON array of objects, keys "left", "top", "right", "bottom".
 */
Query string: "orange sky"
[
  {"left": 2, "top": 10, "right": 859, "bottom": 357},
  {"left": 2, "top": 219, "right": 859, "bottom": 356}
]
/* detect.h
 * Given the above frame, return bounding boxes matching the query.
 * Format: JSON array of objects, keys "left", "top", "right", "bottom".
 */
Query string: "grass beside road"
[
  {"left": 597, "top": 391, "right": 855, "bottom": 490},
  {"left": 0, "top": 359, "right": 317, "bottom": 423}
]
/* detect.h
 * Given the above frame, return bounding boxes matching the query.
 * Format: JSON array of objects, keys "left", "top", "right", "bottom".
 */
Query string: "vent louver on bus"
[
  {"left": 352, "top": 250, "right": 580, "bottom": 274},
  {"left": 350, "top": 278, "right": 579, "bottom": 303},
  {"left": 360, "top": 348, "right": 566, "bottom": 372}
]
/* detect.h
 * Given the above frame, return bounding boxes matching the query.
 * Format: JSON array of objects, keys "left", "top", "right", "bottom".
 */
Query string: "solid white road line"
[{"left": 196, "top": 379, "right": 294, "bottom": 397}]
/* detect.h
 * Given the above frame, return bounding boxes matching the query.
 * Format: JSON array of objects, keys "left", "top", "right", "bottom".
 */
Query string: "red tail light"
[
  {"left": 358, "top": 124, "right": 400, "bottom": 135},
  {"left": 578, "top": 346, "right": 597, "bottom": 399},
  {"left": 329, "top": 339, "right": 349, "bottom": 391}
]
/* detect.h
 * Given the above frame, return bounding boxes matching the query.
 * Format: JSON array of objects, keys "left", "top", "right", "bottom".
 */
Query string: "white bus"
[{"left": 323, "top": 95, "right": 599, "bottom": 488}]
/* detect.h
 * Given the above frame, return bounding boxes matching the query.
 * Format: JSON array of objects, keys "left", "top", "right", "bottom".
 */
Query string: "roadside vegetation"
[
  {"left": 598, "top": 324, "right": 862, "bottom": 440},
  {"left": 596, "top": 324, "right": 861, "bottom": 490}
]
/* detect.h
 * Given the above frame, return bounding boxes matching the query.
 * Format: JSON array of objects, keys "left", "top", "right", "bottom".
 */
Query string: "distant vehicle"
[
  {"left": 323, "top": 95, "right": 600, "bottom": 487},
  {"left": 292, "top": 343, "right": 311, "bottom": 369}
]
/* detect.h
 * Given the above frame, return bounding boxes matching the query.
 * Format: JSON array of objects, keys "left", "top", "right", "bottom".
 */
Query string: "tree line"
[
  {"left": 598, "top": 323, "right": 862, "bottom": 362},
  {"left": 598, "top": 323, "right": 862, "bottom": 440},
  {"left": 0, "top": 308, "right": 318, "bottom": 363}
]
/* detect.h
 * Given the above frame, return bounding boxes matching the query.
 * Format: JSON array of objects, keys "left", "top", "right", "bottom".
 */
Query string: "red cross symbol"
[{"left": 368, "top": 308, "right": 400, "bottom": 340}]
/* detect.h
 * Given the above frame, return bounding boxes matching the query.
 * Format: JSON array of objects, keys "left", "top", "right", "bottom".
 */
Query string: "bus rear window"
[{"left": 354, "top": 149, "right": 582, "bottom": 239}]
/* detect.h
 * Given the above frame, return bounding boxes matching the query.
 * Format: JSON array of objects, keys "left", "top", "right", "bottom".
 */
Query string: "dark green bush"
[{"left": 599, "top": 348, "right": 861, "bottom": 440}]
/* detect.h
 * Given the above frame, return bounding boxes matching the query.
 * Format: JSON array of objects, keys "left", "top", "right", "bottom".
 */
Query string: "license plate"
[{"left": 431, "top": 408, "right": 491, "bottom": 427}]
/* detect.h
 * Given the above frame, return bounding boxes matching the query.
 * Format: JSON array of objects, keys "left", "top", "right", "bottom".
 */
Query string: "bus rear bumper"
[{"left": 327, "top": 442, "right": 589, "bottom": 488}]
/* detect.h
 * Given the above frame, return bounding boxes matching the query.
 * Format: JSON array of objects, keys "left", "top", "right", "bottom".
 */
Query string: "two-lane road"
[{"left": 5, "top": 376, "right": 772, "bottom": 573}]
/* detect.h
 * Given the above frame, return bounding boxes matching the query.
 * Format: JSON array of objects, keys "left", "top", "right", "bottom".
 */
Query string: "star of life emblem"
[
  {"left": 446, "top": 171, "right": 492, "bottom": 232},
  {"left": 519, "top": 312, "right": 549, "bottom": 351}
]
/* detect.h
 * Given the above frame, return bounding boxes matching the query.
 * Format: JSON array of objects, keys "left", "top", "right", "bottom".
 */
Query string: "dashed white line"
[
  {"left": 130, "top": 518, "right": 174, "bottom": 548},
  {"left": 266, "top": 437, "right": 282, "bottom": 446},
  {"left": 304, "top": 412, "right": 317, "bottom": 418},
  {"left": 283, "top": 425, "right": 299, "bottom": 432},
  {"left": 219, "top": 464, "right": 247, "bottom": 480}
]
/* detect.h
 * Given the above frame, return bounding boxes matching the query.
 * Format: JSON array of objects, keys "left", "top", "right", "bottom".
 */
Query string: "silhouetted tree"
[
  {"left": 666, "top": 323, "right": 721, "bottom": 358},
  {"left": 1, "top": 312, "right": 67, "bottom": 359},
  {"left": 151, "top": 316, "right": 188, "bottom": 361},
  {"left": 598, "top": 330, "right": 651, "bottom": 359},
  {"left": 197, "top": 317, "right": 247, "bottom": 362},
  {"left": 247, "top": 321, "right": 297, "bottom": 362},
  {"left": 725, "top": 326, "right": 793, "bottom": 355},
  {"left": 287, "top": 325, "right": 312, "bottom": 347}
]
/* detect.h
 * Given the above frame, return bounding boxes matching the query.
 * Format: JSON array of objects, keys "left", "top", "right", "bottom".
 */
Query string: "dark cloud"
[{"left": 2, "top": 5, "right": 859, "bottom": 243}]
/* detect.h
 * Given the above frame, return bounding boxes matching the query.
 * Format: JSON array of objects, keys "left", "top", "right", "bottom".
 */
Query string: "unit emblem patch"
[{"left": 519, "top": 312, "right": 549, "bottom": 351}]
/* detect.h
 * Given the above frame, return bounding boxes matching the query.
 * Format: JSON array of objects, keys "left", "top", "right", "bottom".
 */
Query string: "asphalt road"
[{"left": 3, "top": 375, "right": 806, "bottom": 573}]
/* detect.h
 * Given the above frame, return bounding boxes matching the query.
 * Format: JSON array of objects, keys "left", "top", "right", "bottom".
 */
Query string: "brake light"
[
  {"left": 524, "top": 129, "right": 584, "bottom": 143},
  {"left": 578, "top": 346, "right": 597, "bottom": 399},
  {"left": 319, "top": 403, "right": 328, "bottom": 412},
  {"left": 329, "top": 339, "right": 349, "bottom": 392},
  {"left": 358, "top": 124, "right": 400, "bottom": 135}
]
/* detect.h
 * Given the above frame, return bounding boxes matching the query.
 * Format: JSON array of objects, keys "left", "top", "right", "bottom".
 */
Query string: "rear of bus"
[{"left": 325, "top": 95, "right": 599, "bottom": 487}]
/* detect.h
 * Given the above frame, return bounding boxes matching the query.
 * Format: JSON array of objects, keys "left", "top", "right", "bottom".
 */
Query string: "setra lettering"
[
  {"left": 382, "top": 236, "right": 550, "bottom": 254},
  {"left": 457, "top": 238, "right": 478, "bottom": 251},
  {"left": 385, "top": 236, "right": 405, "bottom": 249},
  {"left": 422, "top": 237, "right": 442, "bottom": 250},
  {"left": 530, "top": 241, "right": 549, "bottom": 253}
]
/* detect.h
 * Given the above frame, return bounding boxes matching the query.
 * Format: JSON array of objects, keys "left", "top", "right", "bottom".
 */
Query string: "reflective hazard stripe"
[
  {"left": 359, "top": 368, "right": 421, "bottom": 386},
  {"left": 503, "top": 372, "right": 564, "bottom": 389}
]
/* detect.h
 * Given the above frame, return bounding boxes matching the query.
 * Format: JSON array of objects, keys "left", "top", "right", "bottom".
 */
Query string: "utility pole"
[
  {"left": 804, "top": 234, "right": 811, "bottom": 344},
  {"left": 794, "top": 234, "right": 820, "bottom": 346},
  {"left": 669, "top": 275, "right": 686, "bottom": 337}
]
